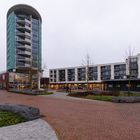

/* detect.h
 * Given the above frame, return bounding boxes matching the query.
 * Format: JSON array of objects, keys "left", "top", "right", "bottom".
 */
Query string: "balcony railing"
[
  {"left": 25, "top": 19, "right": 31, "bottom": 24},
  {"left": 17, "top": 57, "right": 31, "bottom": 62},
  {"left": 16, "top": 37, "right": 31, "bottom": 44},
  {"left": 16, "top": 25, "right": 31, "bottom": 31},
  {"left": 16, "top": 50, "right": 31, "bottom": 56},
  {"left": 16, "top": 63, "right": 31, "bottom": 68},
  {"left": 25, "top": 32, "right": 31, "bottom": 36},
  {"left": 17, "top": 45, "right": 31, "bottom": 50},
  {"left": 16, "top": 19, "right": 25, "bottom": 23}
]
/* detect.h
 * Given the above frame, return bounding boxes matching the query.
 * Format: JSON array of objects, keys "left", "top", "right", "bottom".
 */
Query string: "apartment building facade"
[
  {"left": 7, "top": 4, "right": 42, "bottom": 89},
  {"left": 49, "top": 53, "right": 140, "bottom": 91}
]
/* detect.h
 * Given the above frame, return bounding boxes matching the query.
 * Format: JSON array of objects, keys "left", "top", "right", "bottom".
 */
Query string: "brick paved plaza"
[{"left": 0, "top": 90, "right": 140, "bottom": 140}]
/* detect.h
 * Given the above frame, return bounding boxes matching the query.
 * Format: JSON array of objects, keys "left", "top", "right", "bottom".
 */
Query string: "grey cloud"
[{"left": 1, "top": 0, "right": 140, "bottom": 76}]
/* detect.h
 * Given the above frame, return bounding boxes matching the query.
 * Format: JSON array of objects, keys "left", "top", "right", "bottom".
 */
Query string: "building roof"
[{"left": 7, "top": 4, "right": 42, "bottom": 22}]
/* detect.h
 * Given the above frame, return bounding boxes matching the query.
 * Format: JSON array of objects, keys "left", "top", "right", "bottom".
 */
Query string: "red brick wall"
[{"left": 0, "top": 72, "right": 9, "bottom": 90}]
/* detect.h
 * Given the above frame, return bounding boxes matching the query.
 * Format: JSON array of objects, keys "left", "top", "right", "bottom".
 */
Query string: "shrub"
[
  {"left": 86, "top": 95, "right": 113, "bottom": 102},
  {"left": 68, "top": 91, "right": 93, "bottom": 97},
  {"left": 38, "top": 91, "right": 53, "bottom": 95}
]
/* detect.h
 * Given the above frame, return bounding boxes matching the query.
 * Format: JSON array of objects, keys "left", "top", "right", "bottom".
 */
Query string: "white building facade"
[{"left": 49, "top": 53, "right": 140, "bottom": 91}]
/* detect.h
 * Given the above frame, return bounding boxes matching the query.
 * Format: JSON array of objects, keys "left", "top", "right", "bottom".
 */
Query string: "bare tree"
[
  {"left": 82, "top": 52, "right": 93, "bottom": 92},
  {"left": 29, "top": 68, "right": 36, "bottom": 90},
  {"left": 42, "top": 63, "right": 47, "bottom": 76},
  {"left": 125, "top": 46, "right": 134, "bottom": 95}
]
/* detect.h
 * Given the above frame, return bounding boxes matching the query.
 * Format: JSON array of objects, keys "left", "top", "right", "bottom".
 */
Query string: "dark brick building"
[{"left": 0, "top": 72, "right": 9, "bottom": 90}]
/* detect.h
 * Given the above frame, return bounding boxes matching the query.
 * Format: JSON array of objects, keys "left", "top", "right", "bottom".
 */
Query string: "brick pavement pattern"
[{"left": 0, "top": 90, "right": 140, "bottom": 140}]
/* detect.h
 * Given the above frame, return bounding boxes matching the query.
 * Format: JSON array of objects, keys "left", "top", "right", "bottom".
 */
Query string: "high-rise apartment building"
[{"left": 7, "top": 4, "right": 42, "bottom": 89}]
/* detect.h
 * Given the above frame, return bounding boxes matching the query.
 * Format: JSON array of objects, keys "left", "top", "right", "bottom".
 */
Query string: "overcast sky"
[{"left": 1, "top": 0, "right": 140, "bottom": 76}]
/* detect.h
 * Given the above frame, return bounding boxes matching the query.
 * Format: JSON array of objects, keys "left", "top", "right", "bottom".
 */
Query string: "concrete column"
[
  {"left": 75, "top": 68, "right": 77, "bottom": 82},
  {"left": 111, "top": 64, "right": 114, "bottom": 80},
  {"left": 137, "top": 54, "right": 140, "bottom": 78},
  {"left": 126, "top": 58, "right": 130, "bottom": 76},
  {"left": 65, "top": 69, "right": 68, "bottom": 83},
  {"left": 38, "top": 71, "right": 41, "bottom": 90},
  {"left": 85, "top": 66, "right": 88, "bottom": 82},
  {"left": 56, "top": 69, "right": 59, "bottom": 82},
  {"left": 97, "top": 65, "right": 101, "bottom": 81}
]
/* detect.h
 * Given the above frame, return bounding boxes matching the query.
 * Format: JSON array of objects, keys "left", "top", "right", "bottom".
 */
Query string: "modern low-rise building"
[{"left": 49, "top": 53, "right": 140, "bottom": 91}]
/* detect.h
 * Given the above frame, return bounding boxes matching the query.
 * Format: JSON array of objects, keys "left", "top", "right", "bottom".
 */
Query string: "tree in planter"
[
  {"left": 42, "top": 63, "right": 48, "bottom": 90},
  {"left": 29, "top": 68, "right": 40, "bottom": 90}
]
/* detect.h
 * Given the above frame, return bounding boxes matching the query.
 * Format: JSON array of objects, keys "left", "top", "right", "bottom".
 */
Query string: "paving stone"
[
  {"left": 0, "top": 90, "right": 140, "bottom": 140},
  {"left": 0, "top": 119, "right": 58, "bottom": 140}
]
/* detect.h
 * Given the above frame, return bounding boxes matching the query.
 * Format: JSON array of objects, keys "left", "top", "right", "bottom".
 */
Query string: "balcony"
[
  {"left": 16, "top": 62, "right": 25, "bottom": 67},
  {"left": 16, "top": 31, "right": 25, "bottom": 36},
  {"left": 16, "top": 50, "right": 31, "bottom": 56},
  {"left": 25, "top": 63, "right": 31, "bottom": 67},
  {"left": 16, "top": 19, "right": 25, "bottom": 23},
  {"left": 16, "top": 31, "right": 31, "bottom": 37},
  {"left": 17, "top": 45, "right": 31, "bottom": 50},
  {"left": 25, "top": 38, "right": 31, "bottom": 43},
  {"left": 25, "top": 45, "right": 31, "bottom": 49},
  {"left": 25, "top": 32, "right": 31, "bottom": 36},
  {"left": 25, "top": 19, "right": 31, "bottom": 24},
  {"left": 16, "top": 37, "right": 25, "bottom": 42},
  {"left": 16, "top": 62, "right": 31, "bottom": 68},
  {"left": 16, "top": 25, "right": 31, "bottom": 32},
  {"left": 16, "top": 37, "right": 31, "bottom": 44},
  {"left": 25, "top": 25, "right": 31, "bottom": 31},
  {"left": 17, "top": 57, "right": 31, "bottom": 63},
  {"left": 17, "top": 18, "right": 31, "bottom": 24}
]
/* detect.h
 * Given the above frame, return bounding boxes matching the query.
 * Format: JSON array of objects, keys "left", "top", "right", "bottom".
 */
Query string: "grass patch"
[
  {"left": 86, "top": 95, "right": 113, "bottom": 102},
  {"left": 68, "top": 91, "right": 140, "bottom": 102},
  {"left": 0, "top": 111, "right": 26, "bottom": 127},
  {"left": 68, "top": 92, "right": 113, "bottom": 101},
  {"left": 9, "top": 89, "right": 53, "bottom": 96}
]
